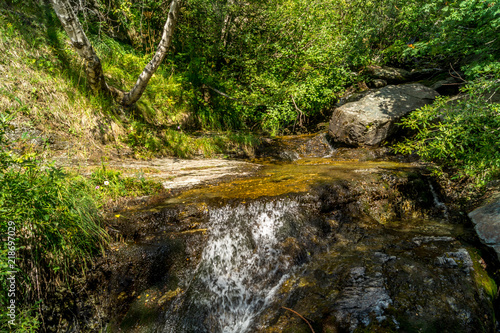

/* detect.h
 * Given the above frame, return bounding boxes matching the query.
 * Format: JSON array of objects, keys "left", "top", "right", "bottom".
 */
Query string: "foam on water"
[{"left": 174, "top": 199, "right": 298, "bottom": 333}]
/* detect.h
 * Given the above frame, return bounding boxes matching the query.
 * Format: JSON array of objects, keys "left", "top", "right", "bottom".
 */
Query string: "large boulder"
[
  {"left": 329, "top": 83, "right": 439, "bottom": 146},
  {"left": 469, "top": 195, "right": 500, "bottom": 261}
]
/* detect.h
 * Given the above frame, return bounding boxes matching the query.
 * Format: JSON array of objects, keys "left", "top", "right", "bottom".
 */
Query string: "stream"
[{"left": 79, "top": 136, "right": 498, "bottom": 333}]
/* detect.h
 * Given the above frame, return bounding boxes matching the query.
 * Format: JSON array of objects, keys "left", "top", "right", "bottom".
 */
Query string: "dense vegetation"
[
  {"left": 394, "top": 77, "right": 500, "bottom": 186},
  {"left": 0, "top": 0, "right": 499, "bottom": 330},
  {"left": 0, "top": 111, "right": 168, "bottom": 331},
  {"left": 82, "top": 0, "right": 499, "bottom": 133}
]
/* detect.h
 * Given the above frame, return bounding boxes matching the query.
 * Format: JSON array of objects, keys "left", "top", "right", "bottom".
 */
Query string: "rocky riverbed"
[{"left": 51, "top": 134, "right": 498, "bottom": 333}]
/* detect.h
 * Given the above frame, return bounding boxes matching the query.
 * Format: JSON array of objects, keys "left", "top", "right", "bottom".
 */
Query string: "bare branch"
[
  {"left": 282, "top": 307, "right": 315, "bottom": 333},
  {"left": 291, "top": 94, "right": 305, "bottom": 131}
]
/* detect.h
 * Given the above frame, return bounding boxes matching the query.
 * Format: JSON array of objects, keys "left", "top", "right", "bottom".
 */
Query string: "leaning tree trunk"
[
  {"left": 120, "top": 0, "right": 180, "bottom": 106},
  {"left": 50, "top": 0, "right": 180, "bottom": 107},
  {"left": 49, "top": 0, "right": 107, "bottom": 94}
]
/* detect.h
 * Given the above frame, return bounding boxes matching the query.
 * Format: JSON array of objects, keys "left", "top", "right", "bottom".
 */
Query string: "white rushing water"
[
  {"left": 167, "top": 199, "right": 298, "bottom": 333},
  {"left": 428, "top": 182, "right": 449, "bottom": 220}
]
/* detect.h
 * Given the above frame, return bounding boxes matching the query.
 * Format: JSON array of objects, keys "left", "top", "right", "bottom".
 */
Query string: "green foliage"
[
  {"left": 89, "top": 163, "right": 164, "bottom": 201},
  {"left": 6, "top": 0, "right": 500, "bottom": 147},
  {"left": 0, "top": 111, "right": 108, "bottom": 331},
  {"left": 167, "top": 0, "right": 372, "bottom": 134},
  {"left": 384, "top": 0, "right": 500, "bottom": 76},
  {"left": 124, "top": 120, "right": 259, "bottom": 158},
  {"left": 35, "top": 0, "right": 499, "bottom": 135},
  {"left": 394, "top": 76, "right": 500, "bottom": 186}
]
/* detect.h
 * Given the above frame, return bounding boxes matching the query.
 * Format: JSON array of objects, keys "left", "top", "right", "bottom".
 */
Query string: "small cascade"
[
  {"left": 165, "top": 199, "right": 300, "bottom": 333},
  {"left": 428, "top": 182, "right": 449, "bottom": 220},
  {"left": 87, "top": 159, "right": 496, "bottom": 333}
]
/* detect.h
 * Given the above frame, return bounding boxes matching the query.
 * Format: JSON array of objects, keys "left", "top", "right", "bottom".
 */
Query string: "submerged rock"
[{"left": 328, "top": 83, "right": 439, "bottom": 146}]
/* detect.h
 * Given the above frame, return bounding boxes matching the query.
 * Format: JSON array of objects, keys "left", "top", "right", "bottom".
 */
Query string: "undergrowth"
[
  {"left": 394, "top": 75, "right": 500, "bottom": 187},
  {"left": 0, "top": 2, "right": 258, "bottom": 160},
  {"left": 0, "top": 109, "right": 105, "bottom": 331},
  {"left": 0, "top": 109, "right": 165, "bottom": 331},
  {"left": 89, "top": 162, "right": 164, "bottom": 201}
]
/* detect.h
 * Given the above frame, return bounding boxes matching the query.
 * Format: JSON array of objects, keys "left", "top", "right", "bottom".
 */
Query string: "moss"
[{"left": 470, "top": 249, "right": 498, "bottom": 301}]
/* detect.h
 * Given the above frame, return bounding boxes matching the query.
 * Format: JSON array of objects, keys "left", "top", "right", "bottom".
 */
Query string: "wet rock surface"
[
  {"left": 328, "top": 83, "right": 439, "bottom": 146},
  {"left": 70, "top": 153, "right": 497, "bottom": 333},
  {"left": 256, "top": 133, "right": 334, "bottom": 162},
  {"left": 106, "top": 158, "right": 260, "bottom": 190},
  {"left": 258, "top": 230, "right": 494, "bottom": 333}
]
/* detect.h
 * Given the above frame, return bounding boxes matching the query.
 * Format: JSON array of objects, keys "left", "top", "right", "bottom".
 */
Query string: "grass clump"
[
  {"left": 89, "top": 163, "right": 164, "bottom": 202},
  {"left": 0, "top": 106, "right": 169, "bottom": 330},
  {"left": 124, "top": 121, "right": 260, "bottom": 158},
  {"left": 0, "top": 110, "right": 109, "bottom": 331}
]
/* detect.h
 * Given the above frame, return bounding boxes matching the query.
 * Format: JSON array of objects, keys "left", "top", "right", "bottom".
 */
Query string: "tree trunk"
[
  {"left": 50, "top": 0, "right": 180, "bottom": 107},
  {"left": 220, "top": 0, "right": 234, "bottom": 49},
  {"left": 121, "top": 0, "right": 180, "bottom": 106},
  {"left": 49, "top": 0, "right": 107, "bottom": 94}
]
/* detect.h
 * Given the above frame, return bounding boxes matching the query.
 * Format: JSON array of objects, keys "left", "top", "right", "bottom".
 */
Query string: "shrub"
[{"left": 394, "top": 75, "right": 500, "bottom": 186}]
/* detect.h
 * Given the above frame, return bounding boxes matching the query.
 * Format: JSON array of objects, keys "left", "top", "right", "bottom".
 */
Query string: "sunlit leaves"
[{"left": 394, "top": 76, "right": 500, "bottom": 186}]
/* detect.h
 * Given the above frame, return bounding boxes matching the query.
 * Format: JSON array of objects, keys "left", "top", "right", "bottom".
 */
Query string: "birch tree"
[{"left": 49, "top": 0, "right": 180, "bottom": 106}]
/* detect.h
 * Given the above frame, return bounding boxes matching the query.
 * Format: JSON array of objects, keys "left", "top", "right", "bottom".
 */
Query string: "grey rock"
[
  {"left": 412, "top": 236, "right": 455, "bottom": 246},
  {"left": 469, "top": 198, "right": 500, "bottom": 261},
  {"left": 366, "top": 66, "right": 411, "bottom": 83},
  {"left": 335, "top": 90, "right": 372, "bottom": 108},
  {"left": 256, "top": 133, "right": 334, "bottom": 161},
  {"left": 435, "top": 249, "right": 473, "bottom": 272},
  {"left": 430, "top": 76, "right": 462, "bottom": 95},
  {"left": 277, "top": 150, "right": 300, "bottom": 161},
  {"left": 334, "top": 266, "right": 392, "bottom": 331},
  {"left": 408, "top": 68, "right": 444, "bottom": 80},
  {"left": 368, "top": 79, "right": 388, "bottom": 88},
  {"left": 374, "top": 252, "right": 396, "bottom": 263},
  {"left": 328, "top": 83, "right": 439, "bottom": 146}
]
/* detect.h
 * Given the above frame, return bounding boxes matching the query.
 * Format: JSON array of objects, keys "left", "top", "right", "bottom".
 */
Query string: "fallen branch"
[
  {"left": 282, "top": 306, "right": 315, "bottom": 333},
  {"left": 449, "top": 63, "right": 467, "bottom": 83},
  {"left": 205, "top": 84, "right": 239, "bottom": 101}
]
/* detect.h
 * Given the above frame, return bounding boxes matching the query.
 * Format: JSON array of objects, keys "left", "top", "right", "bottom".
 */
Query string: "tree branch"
[
  {"left": 205, "top": 84, "right": 257, "bottom": 106},
  {"left": 282, "top": 307, "right": 315, "bottom": 333}
]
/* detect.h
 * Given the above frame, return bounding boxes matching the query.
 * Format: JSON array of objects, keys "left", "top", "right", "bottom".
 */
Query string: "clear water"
[{"left": 165, "top": 199, "right": 298, "bottom": 333}]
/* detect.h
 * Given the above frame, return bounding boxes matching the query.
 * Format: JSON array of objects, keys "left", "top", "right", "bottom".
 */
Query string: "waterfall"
[
  {"left": 164, "top": 199, "right": 299, "bottom": 333},
  {"left": 428, "top": 182, "right": 449, "bottom": 220}
]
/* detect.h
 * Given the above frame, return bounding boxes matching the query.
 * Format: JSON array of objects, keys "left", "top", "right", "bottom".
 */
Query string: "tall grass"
[{"left": 0, "top": 109, "right": 109, "bottom": 331}]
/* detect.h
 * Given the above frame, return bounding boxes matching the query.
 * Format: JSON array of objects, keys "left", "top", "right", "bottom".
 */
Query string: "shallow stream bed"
[{"left": 76, "top": 140, "right": 498, "bottom": 333}]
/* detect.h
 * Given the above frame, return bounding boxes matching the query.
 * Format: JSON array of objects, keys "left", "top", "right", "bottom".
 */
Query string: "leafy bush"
[
  {"left": 384, "top": 0, "right": 500, "bottom": 75},
  {"left": 394, "top": 76, "right": 500, "bottom": 186}
]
